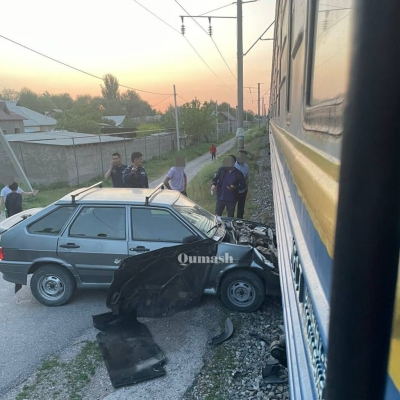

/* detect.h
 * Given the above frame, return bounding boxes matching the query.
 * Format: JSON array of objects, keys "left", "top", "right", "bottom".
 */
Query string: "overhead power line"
[
  {"left": 199, "top": 2, "right": 236, "bottom": 16},
  {"left": 177, "top": 94, "right": 189, "bottom": 103},
  {"left": 151, "top": 94, "right": 173, "bottom": 108},
  {"left": 133, "top": 0, "right": 235, "bottom": 92},
  {"left": 0, "top": 34, "right": 171, "bottom": 96},
  {"left": 176, "top": 0, "right": 237, "bottom": 82}
]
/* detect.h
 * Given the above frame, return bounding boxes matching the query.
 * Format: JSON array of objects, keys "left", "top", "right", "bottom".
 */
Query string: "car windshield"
[{"left": 173, "top": 196, "right": 217, "bottom": 239}]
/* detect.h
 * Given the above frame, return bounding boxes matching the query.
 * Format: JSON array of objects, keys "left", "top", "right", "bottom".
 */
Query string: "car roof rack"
[
  {"left": 71, "top": 181, "right": 103, "bottom": 204},
  {"left": 145, "top": 184, "right": 165, "bottom": 206}
]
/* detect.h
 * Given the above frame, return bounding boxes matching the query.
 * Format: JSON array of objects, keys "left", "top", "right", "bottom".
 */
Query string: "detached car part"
[{"left": 211, "top": 317, "right": 234, "bottom": 345}]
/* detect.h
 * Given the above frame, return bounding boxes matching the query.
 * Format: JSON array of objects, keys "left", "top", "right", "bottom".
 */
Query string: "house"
[
  {"left": 219, "top": 111, "right": 237, "bottom": 133},
  {"left": 45, "top": 109, "right": 64, "bottom": 119},
  {"left": 103, "top": 115, "right": 126, "bottom": 127},
  {"left": 4, "top": 101, "right": 57, "bottom": 132},
  {"left": 0, "top": 102, "right": 25, "bottom": 134}
]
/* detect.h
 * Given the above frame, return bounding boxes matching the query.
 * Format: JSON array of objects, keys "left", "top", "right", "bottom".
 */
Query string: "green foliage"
[
  {"left": 120, "top": 89, "right": 154, "bottom": 118},
  {"left": 137, "top": 122, "right": 163, "bottom": 131},
  {"left": 0, "top": 88, "right": 19, "bottom": 101},
  {"left": 160, "top": 104, "right": 176, "bottom": 129},
  {"left": 102, "top": 117, "right": 116, "bottom": 126},
  {"left": 100, "top": 73, "right": 120, "bottom": 100},
  {"left": 180, "top": 99, "right": 216, "bottom": 143}
]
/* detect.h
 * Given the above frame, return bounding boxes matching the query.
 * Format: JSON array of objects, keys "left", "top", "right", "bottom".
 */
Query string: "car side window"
[
  {"left": 131, "top": 208, "right": 192, "bottom": 242},
  {"left": 27, "top": 206, "right": 76, "bottom": 236},
  {"left": 69, "top": 207, "right": 126, "bottom": 240}
]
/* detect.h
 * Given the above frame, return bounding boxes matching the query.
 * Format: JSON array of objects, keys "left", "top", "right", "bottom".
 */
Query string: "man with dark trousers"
[
  {"left": 211, "top": 156, "right": 246, "bottom": 217},
  {"left": 122, "top": 152, "right": 149, "bottom": 188},
  {"left": 234, "top": 150, "right": 250, "bottom": 219}
]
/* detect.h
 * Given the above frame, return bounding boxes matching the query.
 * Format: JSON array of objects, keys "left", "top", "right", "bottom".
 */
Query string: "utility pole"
[
  {"left": 173, "top": 85, "right": 180, "bottom": 151},
  {"left": 262, "top": 97, "right": 264, "bottom": 124},
  {"left": 258, "top": 83, "right": 261, "bottom": 127},
  {"left": 216, "top": 101, "right": 219, "bottom": 140},
  {"left": 228, "top": 104, "right": 230, "bottom": 133},
  {"left": 236, "top": 0, "right": 244, "bottom": 150}
]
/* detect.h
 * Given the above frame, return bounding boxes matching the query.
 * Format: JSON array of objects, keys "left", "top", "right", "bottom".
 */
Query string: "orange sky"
[{"left": 0, "top": 0, "right": 275, "bottom": 112}]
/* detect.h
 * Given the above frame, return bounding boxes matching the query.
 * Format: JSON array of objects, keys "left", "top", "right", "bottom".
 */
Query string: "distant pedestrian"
[
  {"left": 234, "top": 150, "right": 250, "bottom": 219},
  {"left": 211, "top": 156, "right": 246, "bottom": 218},
  {"left": 210, "top": 144, "right": 217, "bottom": 161},
  {"left": 5, "top": 182, "right": 23, "bottom": 217},
  {"left": 104, "top": 152, "right": 127, "bottom": 188},
  {"left": 122, "top": 152, "right": 149, "bottom": 188},
  {"left": 164, "top": 157, "right": 187, "bottom": 196}
]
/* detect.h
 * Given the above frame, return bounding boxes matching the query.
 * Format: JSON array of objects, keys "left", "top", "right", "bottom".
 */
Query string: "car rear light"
[{"left": 0, "top": 247, "right": 4, "bottom": 261}]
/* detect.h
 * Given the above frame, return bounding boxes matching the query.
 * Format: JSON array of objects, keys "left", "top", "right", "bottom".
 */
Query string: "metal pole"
[
  {"left": 123, "top": 133, "right": 128, "bottom": 165},
  {"left": 99, "top": 135, "right": 104, "bottom": 176},
  {"left": 159, "top": 133, "right": 161, "bottom": 157},
  {"left": 216, "top": 101, "right": 219, "bottom": 140},
  {"left": 144, "top": 135, "right": 147, "bottom": 158},
  {"left": 258, "top": 83, "right": 261, "bottom": 127},
  {"left": 72, "top": 138, "right": 79, "bottom": 185},
  {"left": 173, "top": 85, "right": 181, "bottom": 151},
  {"left": 228, "top": 104, "right": 230, "bottom": 133},
  {"left": 18, "top": 143, "right": 27, "bottom": 174},
  {"left": 262, "top": 97, "right": 264, "bottom": 125},
  {"left": 236, "top": 0, "right": 244, "bottom": 150}
]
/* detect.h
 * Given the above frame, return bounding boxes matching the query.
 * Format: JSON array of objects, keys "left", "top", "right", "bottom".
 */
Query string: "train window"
[{"left": 310, "top": 0, "right": 353, "bottom": 105}]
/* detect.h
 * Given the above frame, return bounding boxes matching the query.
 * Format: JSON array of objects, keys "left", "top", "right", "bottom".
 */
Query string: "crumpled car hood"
[{"left": 106, "top": 237, "right": 218, "bottom": 317}]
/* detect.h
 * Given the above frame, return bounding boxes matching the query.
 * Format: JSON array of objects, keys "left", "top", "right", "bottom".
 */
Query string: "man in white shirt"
[
  {"left": 163, "top": 157, "right": 187, "bottom": 196},
  {"left": 0, "top": 182, "right": 38, "bottom": 216}
]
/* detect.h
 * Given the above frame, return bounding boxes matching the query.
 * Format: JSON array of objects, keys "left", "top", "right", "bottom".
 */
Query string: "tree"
[
  {"left": 120, "top": 90, "right": 154, "bottom": 118},
  {"left": 0, "top": 88, "right": 19, "bottom": 101},
  {"left": 160, "top": 104, "right": 177, "bottom": 129},
  {"left": 100, "top": 74, "right": 120, "bottom": 100},
  {"left": 56, "top": 94, "right": 103, "bottom": 134},
  {"left": 180, "top": 99, "right": 216, "bottom": 143},
  {"left": 50, "top": 93, "right": 74, "bottom": 111}
]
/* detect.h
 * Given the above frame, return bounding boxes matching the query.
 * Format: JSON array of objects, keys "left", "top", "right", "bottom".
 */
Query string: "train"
[{"left": 268, "top": 0, "right": 399, "bottom": 399}]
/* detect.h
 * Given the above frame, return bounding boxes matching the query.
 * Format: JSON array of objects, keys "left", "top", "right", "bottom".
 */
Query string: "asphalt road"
[{"left": 0, "top": 137, "right": 236, "bottom": 397}]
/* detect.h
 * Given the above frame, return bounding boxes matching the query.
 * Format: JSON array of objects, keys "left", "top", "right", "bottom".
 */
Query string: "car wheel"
[
  {"left": 30, "top": 265, "right": 76, "bottom": 307},
  {"left": 219, "top": 270, "right": 265, "bottom": 312}
]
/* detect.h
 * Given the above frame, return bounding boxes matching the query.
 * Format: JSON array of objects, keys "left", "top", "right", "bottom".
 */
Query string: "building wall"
[{"left": 0, "top": 120, "right": 24, "bottom": 134}]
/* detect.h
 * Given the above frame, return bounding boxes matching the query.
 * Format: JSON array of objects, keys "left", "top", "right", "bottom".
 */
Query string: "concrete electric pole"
[
  {"left": 173, "top": 85, "right": 180, "bottom": 151},
  {"left": 236, "top": 0, "right": 244, "bottom": 151},
  {"left": 258, "top": 83, "right": 261, "bottom": 127}
]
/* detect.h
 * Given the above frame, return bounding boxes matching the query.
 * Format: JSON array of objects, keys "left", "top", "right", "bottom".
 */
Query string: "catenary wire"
[{"left": 0, "top": 34, "right": 172, "bottom": 96}]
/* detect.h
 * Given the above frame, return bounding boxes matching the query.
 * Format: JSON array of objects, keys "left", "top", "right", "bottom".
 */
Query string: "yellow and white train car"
[{"left": 268, "top": 0, "right": 400, "bottom": 398}]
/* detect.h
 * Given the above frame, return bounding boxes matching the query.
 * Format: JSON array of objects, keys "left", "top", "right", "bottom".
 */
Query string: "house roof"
[
  {"left": 0, "top": 102, "right": 25, "bottom": 121},
  {"left": 104, "top": 115, "right": 126, "bottom": 126},
  {"left": 5, "top": 101, "right": 57, "bottom": 127},
  {"left": 219, "top": 111, "right": 237, "bottom": 121},
  {"left": 5, "top": 131, "right": 130, "bottom": 146}
]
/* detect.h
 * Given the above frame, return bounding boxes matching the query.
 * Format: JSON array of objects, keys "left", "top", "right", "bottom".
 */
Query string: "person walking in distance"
[
  {"left": 163, "top": 157, "right": 188, "bottom": 196},
  {"left": 234, "top": 150, "right": 250, "bottom": 219},
  {"left": 4, "top": 182, "right": 23, "bottom": 217},
  {"left": 210, "top": 144, "right": 217, "bottom": 161},
  {"left": 104, "top": 153, "right": 126, "bottom": 188},
  {"left": 122, "top": 152, "right": 149, "bottom": 188},
  {"left": 211, "top": 156, "right": 246, "bottom": 218}
]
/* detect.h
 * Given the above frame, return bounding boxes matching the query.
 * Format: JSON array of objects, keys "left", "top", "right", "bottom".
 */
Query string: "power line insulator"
[
  {"left": 181, "top": 25, "right": 185, "bottom": 35},
  {"left": 209, "top": 25, "right": 212, "bottom": 36}
]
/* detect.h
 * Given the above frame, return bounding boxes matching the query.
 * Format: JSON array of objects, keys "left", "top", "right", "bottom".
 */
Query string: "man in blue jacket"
[
  {"left": 122, "top": 152, "right": 149, "bottom": 188},
  {"left": 211, "top": 156, "right": 246, "bottom": 217}
]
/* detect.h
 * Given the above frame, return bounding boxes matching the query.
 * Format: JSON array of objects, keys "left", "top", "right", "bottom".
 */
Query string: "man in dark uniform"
[
  {"left": 122, "top": 152, "right": 149, "bottom": 188},
  {"left": 5, "top": 182, "right": 23, "bottom": 217},
  {"left": 104, "top": 153, "right": 126, "bottom": 187}
]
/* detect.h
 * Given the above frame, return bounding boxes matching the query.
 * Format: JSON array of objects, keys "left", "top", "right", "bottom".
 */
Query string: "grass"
[
  {"left": 16, "top": 340, "right": 103, "bottom": 400},
  {"left": 186, "top": 126, "right": 267, "bottom": 219},
  {"left": 18, "top": 133, "right": 235, "bottom": 210}
]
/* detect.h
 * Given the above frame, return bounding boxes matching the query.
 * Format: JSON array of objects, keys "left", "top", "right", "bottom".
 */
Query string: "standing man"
[
  {"left": 164, "top": 157, "right": 187, "bottom": 195},
  {"left": 5, "top": 182, "right": 23, "bottom": 217},
  {"left": 122, "top": 152, "right": 149, "bottom": 188},
  {"left": 211, "top": 156, "right": 246, "bottom": 218},
  {"left": 234, "top": 150, "right": 250, "bottom": 219},
  {"left": 104, "top": 152, "right": 126, "bottom": 188},
  {"left": 209, "top": 144, "right": 217, "bottom": 161}
]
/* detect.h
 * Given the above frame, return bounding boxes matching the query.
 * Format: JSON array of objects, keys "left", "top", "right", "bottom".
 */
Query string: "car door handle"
[
  {"left": 130, "top": 246, "right": 150, "bottom": 252},
  {"left": 59, "top": 243, "right": 80, "bottom": 249}
]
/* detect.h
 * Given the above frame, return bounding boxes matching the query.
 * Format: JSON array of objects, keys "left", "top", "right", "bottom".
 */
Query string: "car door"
[
  {"left": 57, "top": 206, "right": 128, "bottom": 285},
  {"left": 128, "top": 207, "right": 197, "bottom": 257}
]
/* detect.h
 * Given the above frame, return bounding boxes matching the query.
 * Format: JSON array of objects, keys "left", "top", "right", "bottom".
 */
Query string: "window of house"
[
  {"left": 69, "top": 207, "right": 126, "bottom": 239},
  {"left": 14, "top": 128, "right": 20, "bottom": 134},
  {"left": 131, "top": 208, "right": 192, "bottom": 242},
  {"left": 28, "top": 206, "right": 76, "bottom": 235},
  {"left": 310, "top": 0, "right": 353, "bottom": 105}
]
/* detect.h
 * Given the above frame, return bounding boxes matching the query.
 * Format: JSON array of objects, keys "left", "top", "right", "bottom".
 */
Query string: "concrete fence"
[{"left": 1, "top": 128, "right": 232, "bottom": 187}]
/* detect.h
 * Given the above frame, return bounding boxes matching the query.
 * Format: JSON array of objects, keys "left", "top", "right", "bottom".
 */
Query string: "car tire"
[
  {"left": 30, "top": 265, "right": 76, "bottom": 307},
  {"left": 219, "top": 270, "right": 265, "bottom": 313}
]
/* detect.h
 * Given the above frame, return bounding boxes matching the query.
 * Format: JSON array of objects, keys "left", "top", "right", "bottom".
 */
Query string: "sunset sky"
[{"left": 0, "top": 0, "right": 275, "bottom": 112}]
